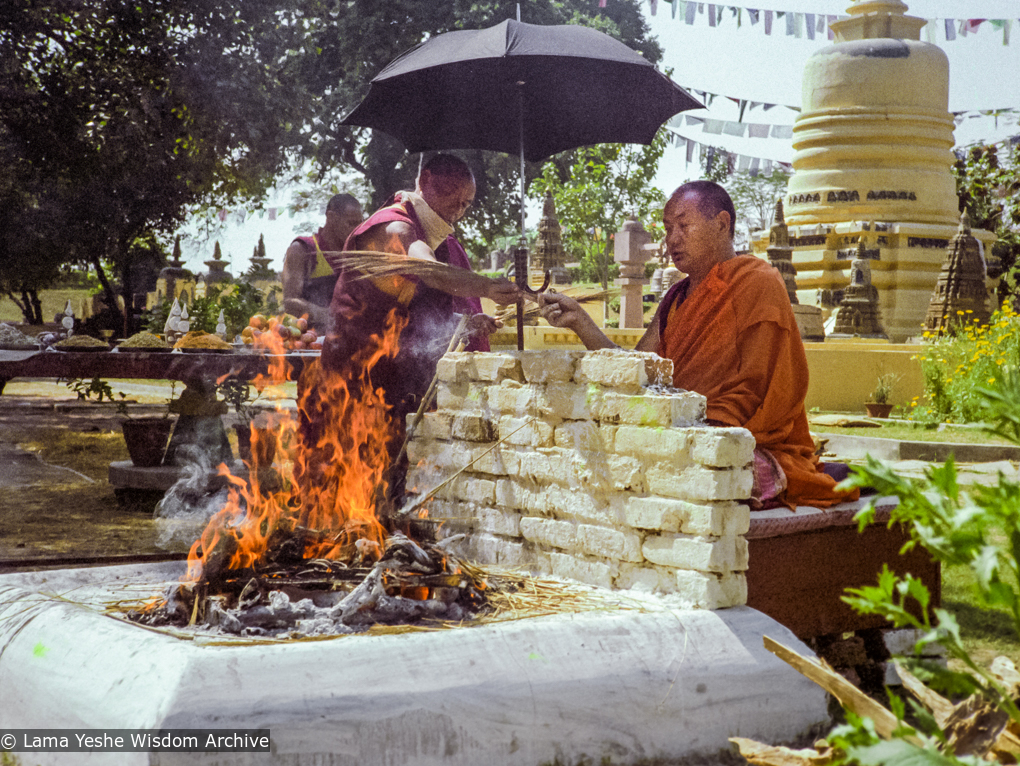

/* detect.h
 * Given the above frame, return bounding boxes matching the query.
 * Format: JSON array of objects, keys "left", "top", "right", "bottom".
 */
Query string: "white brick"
[
  {"left": 549, "top": 552, "right": 618, "bottom": 589},
  {"left": 614, "top": 425, "right": 690, "bottom": 463},
  {"left": 451, "top": 532, "right": 528, "bottom": 568},
  {"left": 445, "top": 475, "right": 496, "bottom": 505},
  {"left": 520, "top": 350, "right": 582, "bottom": 383},
  {"left": 690, "top": 427, "right": 755, "bottom": 468},
  {"left": 615, "top": 564, "right": 678, "bottom": 594},
  {"left": 436, "top": 381, "right": 489, "bottom": 413},
  {"left": 436, "top": 353, "right": 472, "bottom": 383},
  {"left": 576, "top": 350, "right": 673, "bottom": 391},
  {"left": 408, "top": 411, "right": 451, "bottom": 441},
  {"left": 642, "top": 533, "right": 735, "bottom": 572},
  {"left": 543, "top": 484, "right": 623, "bottom": 526},
  {"left": 475, "top": 506, "right": 522, "bottom": 538},
  {"left": 543, "top": 382, "right": 594, "bottom": 420},
  {"left": 681, "top": 501, "right": 751, "bottom": 537},
  {"left": 596, "top": 391, "right": 673, "bottom": 427},
  {"left": 646, "top": 464, "right": 753, "bottom": 502},
  {"left": 470, "top": 352, "right": 524, "bottom": 382},
  {"left": 575, "top": 524, "right": 643, "bottom": 562},
  {"left": 422, "top": 498, "right": 475, "bottom": 524},
  {"left": 470, "top": 444, "right": 521, "bottom": 476},
  {"left": 553, "top": 421, "right": 615, "bottom": 453},
  {"left": 485, "top": 381, "right": 542, "bottom": 416},
  {"left": 674, "top": 570, "right": 747, "bottom": 609},
  {"left": 519, "top": 517, "right": 576, "bottom": 550},
  {"left": 624, "top": 497, "right": 683, "bottom": 533},
  {"left": 671, "top": 392, "right": 707, "bottom": 425},
  {"left": 498, "top": 416, "right": 555, "bottom": 447},
  {"left": 450, "top": 413, "right": 496, "bottom": 442}
]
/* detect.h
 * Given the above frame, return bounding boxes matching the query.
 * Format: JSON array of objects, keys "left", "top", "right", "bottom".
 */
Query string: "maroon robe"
[{"left": 324, "top": 194, "right": 486, "bottom": 411}]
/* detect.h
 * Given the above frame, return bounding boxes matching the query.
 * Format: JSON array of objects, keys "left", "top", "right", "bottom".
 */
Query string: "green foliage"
[
  {"left": 298, "top": 0, "right": 662, "bottom": 251},
  {"left": 1, "top": 0, "right": 307, "bottom": 319},
  {"left": 871, "top": 373, "right": 900, "bottom": 405},
  {"left": 830, "top": 369, "right": 1020, "bottom": 763},
  {"left": 912, "top": 301, "right": 1020, "bottom": 423},
  {"left": 724, "top": 168, "right": 792, "bottom": 233},
  {"left": 143, "top": 283, "right": 279, "bottom": 339},
  {"left": 530, "top": 129, "right": 668, "bottom": 289},
  {"left": 62, "top": 375, "right": 128, "bottom": 416},
  {"left": 953, "top": 143, "right": 1020, "bottom": 304}
]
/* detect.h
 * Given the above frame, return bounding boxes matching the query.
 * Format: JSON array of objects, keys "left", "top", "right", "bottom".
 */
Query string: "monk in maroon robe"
[{"left": 316, "top": 154, "right": 517, "bottom": 508}]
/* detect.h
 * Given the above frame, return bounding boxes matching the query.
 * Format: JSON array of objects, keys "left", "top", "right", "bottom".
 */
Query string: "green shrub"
[{"left": 912, "top": 300, "right": 1020, "bottom": 424}]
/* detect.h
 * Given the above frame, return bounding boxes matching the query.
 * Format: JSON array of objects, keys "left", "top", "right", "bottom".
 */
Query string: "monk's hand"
[
  {"left": 465, "top": 313, "right": 501, "bottom": 338},
  {"left": 539, "top": 292, "right": 583, "bottom": 329},
  {"left": 484, "top": 276, "right": 519, "bottom": 306}
]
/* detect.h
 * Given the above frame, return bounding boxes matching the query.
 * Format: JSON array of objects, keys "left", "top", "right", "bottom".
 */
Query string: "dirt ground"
[{"left": 0, "top": 395, "right": 192, "bottom": 565}]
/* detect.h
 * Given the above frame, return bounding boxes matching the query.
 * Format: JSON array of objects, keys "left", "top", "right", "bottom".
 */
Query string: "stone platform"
[{"left": 0, "top": 562, "right": 827, "bottom": 766}]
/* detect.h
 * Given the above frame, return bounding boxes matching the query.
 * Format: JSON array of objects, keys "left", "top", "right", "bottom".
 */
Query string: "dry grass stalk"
[
  {"left": 494, "top": 287, "right": 619, "bottom": 325},
  {"left": 729, "top": 737, "right": 836, "bottom": 766},
  {"left": 763, "top": 636, "right": 924, "bottom": 745},
  {"left": 321, "top": 250, "right": 468, "bottom": 282}
]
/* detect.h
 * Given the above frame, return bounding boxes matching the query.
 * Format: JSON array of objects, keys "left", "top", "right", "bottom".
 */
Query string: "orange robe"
[{"left": 658, "top": 255, "right": 856, "bottom": 509}]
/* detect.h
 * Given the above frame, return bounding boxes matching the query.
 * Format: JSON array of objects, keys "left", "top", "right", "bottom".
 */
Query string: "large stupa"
[{"left": 758, "top": 0, "right": 995, "bottom": 342}]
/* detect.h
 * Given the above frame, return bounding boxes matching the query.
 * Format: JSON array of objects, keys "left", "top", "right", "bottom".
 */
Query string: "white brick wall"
[{"left": 406, "top": 349, "right": 754, "bottom": 608}]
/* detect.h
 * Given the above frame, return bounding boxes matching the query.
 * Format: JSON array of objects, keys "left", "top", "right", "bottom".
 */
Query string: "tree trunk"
[
  {"left": 25, "top": 288, "right": 44, "bottom": 324},
  {"left": 89, "top": 254, "right": 125, "bottom": 328}
]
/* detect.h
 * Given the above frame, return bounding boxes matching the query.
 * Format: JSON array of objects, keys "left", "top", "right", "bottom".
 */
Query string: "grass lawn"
[
  {"left": 811, "top": 417, "right": 1014, "bottom": 446},
  {"left": 0, "top": 288, "right": 92, "bottom": 325}
]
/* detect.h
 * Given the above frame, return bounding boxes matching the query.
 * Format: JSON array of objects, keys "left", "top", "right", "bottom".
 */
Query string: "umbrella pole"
[{"left": 516, "top": 84, "right": 526, "bottom": 351}]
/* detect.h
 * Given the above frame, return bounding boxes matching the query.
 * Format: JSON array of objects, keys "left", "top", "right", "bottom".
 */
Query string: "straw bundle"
[
  {"left": 320, "top": 250, "right": 470, "bottom": 283},
  {"left": 494, "top": 287, "right": 619, "bottom": 324}
]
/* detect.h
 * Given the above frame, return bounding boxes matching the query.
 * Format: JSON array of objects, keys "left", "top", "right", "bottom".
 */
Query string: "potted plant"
[
  {"left": 217, "top": 377, "right": 274, "bottom": 466},
  {"left": 865, "top": 373, "right": 898, "bottom": 419},
  {"left": 64, "top": 376, "right": 176, "bottom": 467}
]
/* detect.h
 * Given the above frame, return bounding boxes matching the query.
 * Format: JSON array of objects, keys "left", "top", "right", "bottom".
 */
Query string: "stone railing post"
[{"left": 614, "top": 214, "right": 651, "bottom": 329}]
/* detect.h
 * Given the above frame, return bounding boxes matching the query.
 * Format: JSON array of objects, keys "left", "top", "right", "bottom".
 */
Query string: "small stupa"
[
  {"left": 246, "top": 234, "right": 275, "bottom": 282},
  {"left": 205, "top": 241, "right": 233, "bottom": 285},
  {"left": 924, "top": 212, "right": 990, "bottom": 336},
  {"left": 532, "top": 192, "right": 570, "bottom": 286},
  {"left": 830, "top": 237, "right": 887, "bottom": 338},
  {"left": 753, "top": 0, "right": 996, "bottom": 341},
  {"left": 767, "top": 199, "right": 799, "bottom": 304},
  {"left": 157, "top": 236, "right": 193, "bottom": 302},
  {"left": 767, "top": 200, "right": 825, "bottom": 341}
]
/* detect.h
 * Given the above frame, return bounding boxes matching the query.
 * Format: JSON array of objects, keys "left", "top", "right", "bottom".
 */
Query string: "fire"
[{"left": 186, "top": 307, "right": 409, "bottom": 583}]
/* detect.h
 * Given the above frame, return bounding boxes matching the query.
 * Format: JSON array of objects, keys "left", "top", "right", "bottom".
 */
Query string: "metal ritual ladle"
[{"left": 512, "top": 242, "right": 550, "bottom": 351}]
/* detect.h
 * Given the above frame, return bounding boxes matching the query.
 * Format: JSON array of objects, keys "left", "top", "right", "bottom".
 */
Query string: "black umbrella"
[
  {"left": 342, "top": 18, "right": 701, "bottom": 233},
  {"left": 342, "top": 19, "right": 700, "bottom": 162},
  {"left": 341, "top": 18, "right": 701, "bottom": 349}
]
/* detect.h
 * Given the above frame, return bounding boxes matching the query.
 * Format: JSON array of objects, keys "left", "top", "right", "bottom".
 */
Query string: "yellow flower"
[{"left": 988, "top": 378, "right": 996, "bottom": 384}]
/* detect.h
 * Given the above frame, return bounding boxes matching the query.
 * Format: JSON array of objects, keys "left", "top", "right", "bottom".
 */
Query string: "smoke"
[{"left": 153, "top": 444, "right": 235, "bottom": 548}]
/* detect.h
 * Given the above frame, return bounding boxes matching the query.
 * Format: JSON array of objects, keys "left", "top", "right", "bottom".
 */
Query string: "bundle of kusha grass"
[
  {"left": 493, "top": 287, "right": 619, "bottom": 324},
  {"left": 321, "top": 250, "right": 469, "bottom": 283}
]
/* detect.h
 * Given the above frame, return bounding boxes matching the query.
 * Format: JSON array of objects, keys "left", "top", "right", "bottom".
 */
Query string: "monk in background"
[{"left": 540, "top": 180, "right": 855, "bottom": 511}]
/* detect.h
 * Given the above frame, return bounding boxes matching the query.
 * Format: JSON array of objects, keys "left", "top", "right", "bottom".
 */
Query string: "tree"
[
  {"left": 530, "top": 129, "right": 669, "bottom": 289},
  {"left": 291, "top": 0, "right": 663, "bottom": 259},
  {"left": 953, "top": 143, "right": 1020, "bottom": 304},
  {"left": 725, "top": 168, "right": 792, "bottom": 233},
  {"left": 0, "top": 0, "right": 309, "bottom": 330}
]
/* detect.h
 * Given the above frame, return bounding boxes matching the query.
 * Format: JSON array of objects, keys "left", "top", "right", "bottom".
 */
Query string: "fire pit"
[
  {"left": 0, "top": 562, "right": 824, "bottom": 765},
  {"left": 0, "top": 349, "right": 828, "bottom": 763}
]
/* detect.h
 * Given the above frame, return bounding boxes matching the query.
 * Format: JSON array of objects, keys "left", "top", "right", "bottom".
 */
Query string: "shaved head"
[{"left": 671, "top": 181, "right": 736, "bottom": 239}]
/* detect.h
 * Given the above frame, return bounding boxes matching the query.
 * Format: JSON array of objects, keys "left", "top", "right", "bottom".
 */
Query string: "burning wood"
[{"left": 131, "top": 533, "right": 489, "bottom": 638}]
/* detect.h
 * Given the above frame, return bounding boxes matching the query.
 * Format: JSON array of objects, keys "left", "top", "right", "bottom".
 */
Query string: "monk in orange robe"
[{"left": 539, "top": 180, "right": 855, "bottom": 510}]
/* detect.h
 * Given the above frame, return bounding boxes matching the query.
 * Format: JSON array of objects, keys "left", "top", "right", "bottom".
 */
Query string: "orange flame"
[{"left": 186, "top": 308, "right": 409, "bottom": 582}]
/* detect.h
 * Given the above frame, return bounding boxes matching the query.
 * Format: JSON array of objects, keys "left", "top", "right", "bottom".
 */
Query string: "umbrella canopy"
[{"left": 341, "top": 19, "right": 701, "bottom": 163}]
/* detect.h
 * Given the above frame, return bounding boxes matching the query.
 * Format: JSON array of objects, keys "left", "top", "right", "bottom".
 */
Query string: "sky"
[{"left": 174, "top": 0, "right": 1020, "bottom": 276}]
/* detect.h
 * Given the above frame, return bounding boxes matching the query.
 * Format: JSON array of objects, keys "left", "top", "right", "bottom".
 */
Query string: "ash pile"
[{"left": 130, "top": 532, "right": 489, "bottom": 638}]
